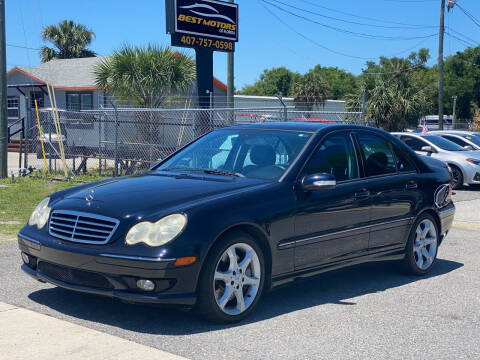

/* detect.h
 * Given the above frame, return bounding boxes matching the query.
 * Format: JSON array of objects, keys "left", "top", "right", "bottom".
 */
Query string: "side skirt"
[{"left": 270, "top": 247, "right": 405, "bottom": 288}]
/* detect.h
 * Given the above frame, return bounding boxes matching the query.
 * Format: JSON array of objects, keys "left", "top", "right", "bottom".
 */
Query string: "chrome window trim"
[
  {"left": 98, "top": 253, "right": 176, "bottom": 262},
  {"left": 278, "top": 217, "right": 415, "bottom": 249},
  {"left": 49, "top": 210, "right": 120, "bottom": 245}
]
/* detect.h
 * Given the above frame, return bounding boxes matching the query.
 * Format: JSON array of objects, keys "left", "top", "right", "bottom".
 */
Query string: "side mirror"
[
  {"left": 464, "top": 145, "right": 474, "bottom": 150},
  {"left": 301, "top": 173, "right": 336, "bottom": 191},
  {"left": 421, "top": 145, "right": 436, "bottom": 153}
]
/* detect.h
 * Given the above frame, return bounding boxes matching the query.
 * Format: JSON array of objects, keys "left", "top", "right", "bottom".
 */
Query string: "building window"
[
  {"left": 30, "top": 91, "right": 44, "bottom": 108},
  {"left": 66, "top": 92, "right": 93, "bottom": 111},
  {"left": 7, "top": 97, "right": 19, "bottom": 118}
]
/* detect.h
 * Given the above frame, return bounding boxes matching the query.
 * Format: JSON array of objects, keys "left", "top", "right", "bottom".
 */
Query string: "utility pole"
[
  {"left": 452, "top": 95, "right": 457, "bottom": 130},
  {"left": 0, "top": 0, "right": 7, "bottom": 178},
  {"left": 438, "top": 0, "right": 446, "bottom": 130},
  {"left": 227, "top": 0, "right": 234, "bottom": 124}
]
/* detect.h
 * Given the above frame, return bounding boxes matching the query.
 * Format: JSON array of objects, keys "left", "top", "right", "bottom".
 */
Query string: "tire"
[
  {"left": 196, "top": 231, "right": 265, "bottom": 323},
  {"left": 402, "top": 213, "right": 439, "bottom": 276},
  {"left": 450, "top": 165, "right": 463, "bottom": 189}
]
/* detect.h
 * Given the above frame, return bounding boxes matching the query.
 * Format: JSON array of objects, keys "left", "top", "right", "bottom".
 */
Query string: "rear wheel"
[
  {"left": 196, "top": 232, "right": 265, "bottom": 323},
  {"left": 450, "top": 165, "right": 463, "bottom": 189},
  {"left": 403, "top": 214, "right": 439, "bottom": 275}
]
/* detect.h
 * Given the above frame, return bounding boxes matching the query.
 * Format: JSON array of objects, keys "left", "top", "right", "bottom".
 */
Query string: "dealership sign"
[{"left": 166, "top": 0, "right": 238, "bottom": 51}]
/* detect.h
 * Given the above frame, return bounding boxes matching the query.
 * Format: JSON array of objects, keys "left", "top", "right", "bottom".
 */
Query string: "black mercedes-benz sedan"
[{"left": 18, "top": 123, "right": 455, "bottom": 323}]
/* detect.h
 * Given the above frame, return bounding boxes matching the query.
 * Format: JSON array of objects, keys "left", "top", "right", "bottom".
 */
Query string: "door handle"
[
  {"left": 405, "top": 182, "right": 418, "bottom": 190},
  {"left": 355, "top": 190, "right": 370, "bottom": 199}
]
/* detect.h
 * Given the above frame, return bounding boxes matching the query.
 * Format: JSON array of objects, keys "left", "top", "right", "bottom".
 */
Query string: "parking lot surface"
[{"left": 0, "top": 190, "right": 479, "bottom": 359}]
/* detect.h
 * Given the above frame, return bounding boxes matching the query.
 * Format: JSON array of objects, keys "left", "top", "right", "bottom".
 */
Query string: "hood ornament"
[{"left": 86, "top": 189, "right": 95, "bottom": 202}]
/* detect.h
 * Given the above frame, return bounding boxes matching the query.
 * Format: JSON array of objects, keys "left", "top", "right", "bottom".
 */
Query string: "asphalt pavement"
[{"left": 0, "top": 190, "right": 479, "bottom": 359}]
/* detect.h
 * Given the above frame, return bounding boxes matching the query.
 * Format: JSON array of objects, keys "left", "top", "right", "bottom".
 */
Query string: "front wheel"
[
  {"left": 196, "top": 232, "right": 265, "bottom": 323},
  {"left": 403, "top": 214, "right": 439, "bottom": 275}
]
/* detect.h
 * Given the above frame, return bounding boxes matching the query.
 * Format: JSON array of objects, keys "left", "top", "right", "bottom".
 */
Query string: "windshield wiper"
[{"left": 202, "top": 169, "right": 245, "bottom": 178}]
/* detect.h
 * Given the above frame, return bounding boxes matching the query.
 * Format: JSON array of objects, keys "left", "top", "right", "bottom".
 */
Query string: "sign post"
[{"left": 166, "top": 0, "right": 238, "bottom": 134}]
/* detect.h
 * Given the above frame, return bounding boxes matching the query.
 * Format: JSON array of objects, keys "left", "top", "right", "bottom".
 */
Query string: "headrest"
[{"left": 250, "top": 145, "right": 276, "bottom": 166}]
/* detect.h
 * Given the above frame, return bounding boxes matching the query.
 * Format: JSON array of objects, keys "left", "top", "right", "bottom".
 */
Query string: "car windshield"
[
  {"left": 157, "top": 129, "right": 312, "bottom": 180},
  {"left": 423, "top": 135, "right": 466, "bottom": 151}
]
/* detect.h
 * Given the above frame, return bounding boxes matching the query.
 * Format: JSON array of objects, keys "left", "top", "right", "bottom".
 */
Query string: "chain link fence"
[{"left": 10, "top": 105, "right": 365, "bottom": 177}]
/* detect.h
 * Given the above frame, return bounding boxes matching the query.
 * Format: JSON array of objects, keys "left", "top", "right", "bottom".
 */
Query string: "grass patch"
[{"left": 0, "top": 174, "right": 104, "bottom": 239}]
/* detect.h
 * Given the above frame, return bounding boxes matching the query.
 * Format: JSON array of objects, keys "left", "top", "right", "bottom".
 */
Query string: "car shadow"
[{"left": 28, "top": 258, "right": 463, "bottom": 335}]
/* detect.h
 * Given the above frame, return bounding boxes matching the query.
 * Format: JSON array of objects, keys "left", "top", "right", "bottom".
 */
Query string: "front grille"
[
  {"left": 37, "top": 261, "right": 113, "bottom": 289},
  {"left": 49, "top": 210, "right": 119, "bottom": 244}
]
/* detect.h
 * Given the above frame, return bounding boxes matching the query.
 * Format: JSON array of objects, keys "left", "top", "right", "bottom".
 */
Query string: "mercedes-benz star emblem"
[{"left": 86, "top": 190, "right": 95, "bottom": 202}]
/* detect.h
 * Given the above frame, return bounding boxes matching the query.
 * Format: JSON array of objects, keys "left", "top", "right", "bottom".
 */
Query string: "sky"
[{"left": 5, "top": 0, "right": 480, "bottom": 89}]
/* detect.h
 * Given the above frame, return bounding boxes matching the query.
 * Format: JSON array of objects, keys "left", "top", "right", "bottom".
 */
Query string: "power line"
[
  {"left": 258, "top": 0, "right": 434, "bottom": 76},
  {"left": 7, "top": 43, "right": 40, "bottom": 51},
  {"left": 298, "top": 0, "right": 432, "bottom": 28},
  {"left": 257, "top": 0, "right": 373, "bottom": 60},
  {"left": 261, "top": 0, "right": 439, "bottom": 41},
  {"left": 455, "top": 3, "right": 480, "bottom": 29},
  {"left": 268, "top": 0, "right": 436, "bottom": 30}
]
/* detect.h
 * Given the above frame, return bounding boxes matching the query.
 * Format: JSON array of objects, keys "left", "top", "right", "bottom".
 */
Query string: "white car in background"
[
  {"left": 428, "top": 131, "right": 480, "bottom": 151},
  {"left": 392, "top": 132, "right": 480, "bottom": 189}
]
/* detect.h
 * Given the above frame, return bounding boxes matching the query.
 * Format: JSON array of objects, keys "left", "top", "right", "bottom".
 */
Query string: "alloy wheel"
[
  {"left": 413, "top": 219, "right": 438, "bottom": 270},
  {"left": 213, "top": 243, "right": 261, "bottom": 316}
]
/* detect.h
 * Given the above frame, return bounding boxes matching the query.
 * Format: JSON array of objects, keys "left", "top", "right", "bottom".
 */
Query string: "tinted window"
[
  {"left": 423, "top": 135, "right": 465, "bottom": 151},
  {"left": 400, "top": 136, "right": 429, "bottom": 151},
  {"left": 158, "top": 129, "right": 312, "bottom": 180},
  {"left": 442, "top": 135, "right": 468, "bottom": 147},
  {"left": 306, "top": 133, "right": 358, "bottom": 182},
  {"left": 463, "top": 135, "right": 480, "bottom": 147},
  {"left": 357, "top": 133, "right": 397, "bottom": 177},
  {"left": 392, "top": 145, "right": 416, "bottom": 172}
]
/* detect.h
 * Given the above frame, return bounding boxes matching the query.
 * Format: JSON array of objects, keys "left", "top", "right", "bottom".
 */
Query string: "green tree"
[
  {"left": 443, "top": 47, "right": 480, "bottom": 120},
  {"left": 94, "top": 44, "right": 196, "bottom": 146},
  {"left": 239, "top": 67, "right": 300, "bottom": 96},
  {"left": 94, "top": 44, "right": 196, "bottom": 107},
  {"left": 308, "top": 65, "right": 358, "bottom": 100},
  {"left": 40, "top": 20, "right": 96, "bottom": 62},
  {"left": 291, "top": 71, "right": 330, "bottom": 112},
  {"left": 349, "top": 50, "right": 433, "bottom": 130}
]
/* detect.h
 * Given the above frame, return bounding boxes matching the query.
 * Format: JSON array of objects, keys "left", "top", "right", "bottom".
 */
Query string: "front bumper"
[{"left": 18, "top": 233, "right": 198, "bottom": 306}]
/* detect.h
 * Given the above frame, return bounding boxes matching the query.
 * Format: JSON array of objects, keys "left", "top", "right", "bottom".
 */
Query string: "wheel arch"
[{"left": 415, "top": 208, "right": 443, "bottom": 244}]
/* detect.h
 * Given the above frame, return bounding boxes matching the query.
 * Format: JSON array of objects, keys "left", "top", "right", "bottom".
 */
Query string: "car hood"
[{"left": 51, "top": 172, "right": 270, "bottom": 220}]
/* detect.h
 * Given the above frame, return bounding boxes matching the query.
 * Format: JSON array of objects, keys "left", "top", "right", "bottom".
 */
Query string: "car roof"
[
  {"left": 223, "top": 122, "right": 378, "bottom": 133},
  {"left": 392, "top": 132, "right": 441, "bottom": 138}
]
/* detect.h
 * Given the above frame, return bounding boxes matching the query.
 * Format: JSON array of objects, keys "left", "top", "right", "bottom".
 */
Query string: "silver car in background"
[
  {"left": 428, "top": 131, "right": 480, "bottom": 151},
  {"left": 392, "top": 132, "right": 480, "bottom": 189}
]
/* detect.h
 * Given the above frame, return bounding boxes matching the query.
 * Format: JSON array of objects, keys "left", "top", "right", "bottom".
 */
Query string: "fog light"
[
  {"left": 136, "top": 279, "right": 155, "bottom": 291},
  {"left": 21, "top": 252, "right": 30, "bottom": 264}
]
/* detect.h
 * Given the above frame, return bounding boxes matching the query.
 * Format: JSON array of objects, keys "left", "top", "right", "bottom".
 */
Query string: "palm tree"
[
  {"left": 94, "top": 44, "right": 196, "bottom": 149},
  {"left": 41, "top": 20, "right": 95, "bottom": 62},
  {"left": 291, "top": 71, "right": 329, "bottom": 114},
  {"left": 94, "top": 44, "right": 196, "bottom": 108}
]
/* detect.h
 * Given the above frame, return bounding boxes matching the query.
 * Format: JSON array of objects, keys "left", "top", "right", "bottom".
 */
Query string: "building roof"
[{"left": 7, "top": 56, "right": 227, "bottom": 91}]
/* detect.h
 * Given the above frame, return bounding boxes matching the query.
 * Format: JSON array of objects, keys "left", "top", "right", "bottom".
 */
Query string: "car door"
[
  {"left": 294, "top": 131, "right": 371, "bottom": 270},
  {"left": 355, "top": 132, "right": 418, "bottom": 253}
]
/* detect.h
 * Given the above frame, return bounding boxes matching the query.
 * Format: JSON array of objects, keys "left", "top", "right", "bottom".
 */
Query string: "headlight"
[
  {"left": 126, "top": 214, "right": 187, "bottom": 247},
  {"left": 28, "top": 198, "right": 51, "bottom": 229},
  {"left": 466, "top": 158, "right": 480, "bottom": 166}
]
